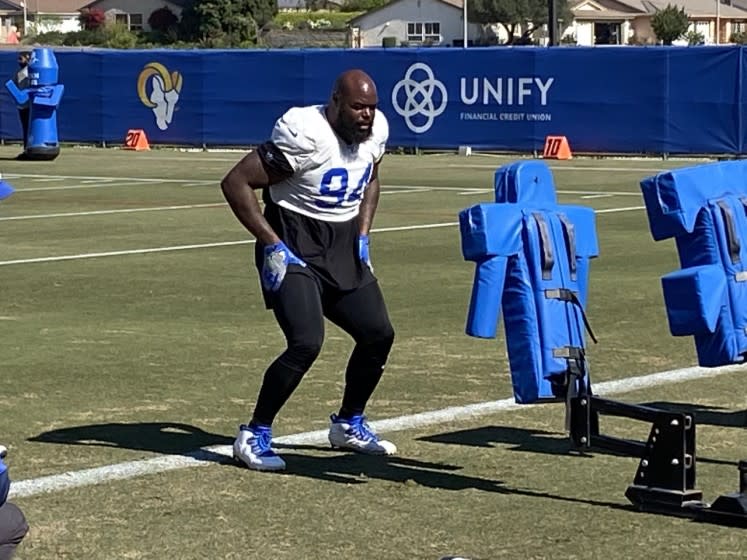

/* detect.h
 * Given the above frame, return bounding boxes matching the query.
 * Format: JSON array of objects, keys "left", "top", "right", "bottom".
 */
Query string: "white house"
[
  {"left": 568, "top": 0, "right": 747, "bottom": 45},
  {"left": 1, "top": 1, "right": 91, "bottom": 37},
  {"left": 81, "top": 0, "right": 189, "bottom": 32},
  {"left": 348, "top": 0, "right": 487, "bottom": 48}
]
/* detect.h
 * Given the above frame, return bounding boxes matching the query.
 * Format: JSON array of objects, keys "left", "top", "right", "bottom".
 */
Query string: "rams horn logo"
[{"left": 137, "top": 62, "right": 183, "bottom": 131}]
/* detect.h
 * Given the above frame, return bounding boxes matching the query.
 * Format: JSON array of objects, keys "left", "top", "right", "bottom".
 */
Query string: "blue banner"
[{"left": 0, "top": 46, "right": 745, "bottom": 154}]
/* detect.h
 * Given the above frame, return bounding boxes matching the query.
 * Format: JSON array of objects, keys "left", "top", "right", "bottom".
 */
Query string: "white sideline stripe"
[
  {"left": 0, "top": 203, "right": 225, "bottom": 221},
  {"left": 0, "top": 222, "right": 460, "bottom": 266},
  {"left": 596, "top": 206, "right": 646, "bottom": 214},
  {"left": 559, "top": 190, "right": 641, "bottom": 196},
  {"left": 0, "top": 203, "right": 649, "bottom": 266},
  {"left": 0, "top": 241, "right": 253, "bottom": 266},
  {"left": 5, "top": 173, "right": 212, "bottom": 183},
  {"left": 10, "top": 362, "right": 745, "bottom": 499},
  {"left": 16, "top": 182, "right": 162, "bottom": 192},
  {"left": 3, "top": 187, "right": 641, "bottom": 221},
  {"left": 2, "top": 189, "right": 429, "bottom": 221},
  {"left": 447, "top": 164, "right": 674, "bottom": 172}
]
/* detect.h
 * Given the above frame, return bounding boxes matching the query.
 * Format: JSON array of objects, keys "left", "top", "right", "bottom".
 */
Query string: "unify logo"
[
  {"left": 391, "top": 63, "right": 555, "bottom": 133},
  {"left": 137, "top": 62, "right": 183, "bottom": 131},
  {"left": 392, "top": 63, "right": 447, "bottom": 134}
]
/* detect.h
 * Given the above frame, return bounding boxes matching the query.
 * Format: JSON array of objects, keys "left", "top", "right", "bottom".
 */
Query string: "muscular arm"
[
  {"left": 220, "top": 147, "right": 292, "bottom": 246},
  {"left": 358, "top": 162, "right": 381, "bottom": 235}
]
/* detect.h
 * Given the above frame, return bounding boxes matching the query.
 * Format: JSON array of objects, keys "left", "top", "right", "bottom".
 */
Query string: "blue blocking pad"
[
  {"left": 641, "top": 161, "right": 747, "bottom": 366},
  {"left": 0, "top": 180, "right": 14, "bottom": 200},
  {"left": 459, "top": 161, "right": 599, "bottom": 404}
]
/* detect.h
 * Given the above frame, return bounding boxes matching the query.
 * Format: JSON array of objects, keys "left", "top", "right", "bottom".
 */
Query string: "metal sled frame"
[{"left": 568, "top": 391, "right": 747, "bottom": 527}]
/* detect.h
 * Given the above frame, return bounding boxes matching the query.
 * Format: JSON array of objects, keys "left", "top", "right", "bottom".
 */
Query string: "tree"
[
  {"left": 468, "top": 0, "right": 573, "bottom": 45},
  {"left": 148, "top": 7, "right": 179, "bottom": 33},
  {"left": 651, "top": 4, "right": 689, "bottom": 45},
  {"left": 180, "top": 0, "right": 276, "bottom": 45},
  {"left": 78, "top": 8, "right": 106, "bottom": 31}
]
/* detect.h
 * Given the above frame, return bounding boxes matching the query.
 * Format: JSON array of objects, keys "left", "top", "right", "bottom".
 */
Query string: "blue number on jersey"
[{"left": 317, "top": 163, "right": 373, "bottom": 208}]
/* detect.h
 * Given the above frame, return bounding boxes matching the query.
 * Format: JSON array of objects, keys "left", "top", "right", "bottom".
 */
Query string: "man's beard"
[{"left": 339, "top": 114, "right": 372, "bottom": 144}]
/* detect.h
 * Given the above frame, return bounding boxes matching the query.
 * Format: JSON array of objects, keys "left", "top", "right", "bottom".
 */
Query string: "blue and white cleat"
[
  {"left": 328, "top": 414, "right": 397, "bottom": 455},
  {"left": 233, "top": 424, "right": 286, "bottom": 471}
]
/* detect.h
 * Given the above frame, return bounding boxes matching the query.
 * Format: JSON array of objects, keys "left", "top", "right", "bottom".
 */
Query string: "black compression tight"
[{"left": 251, "top": 272, "right": 394, "bottom": 427}]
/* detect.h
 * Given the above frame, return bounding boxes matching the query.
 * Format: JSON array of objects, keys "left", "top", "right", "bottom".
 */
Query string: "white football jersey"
[{"left": 267, "top": 104, "right": 389, "bottom": 222}]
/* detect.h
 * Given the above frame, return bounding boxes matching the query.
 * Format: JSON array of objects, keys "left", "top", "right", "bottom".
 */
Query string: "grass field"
[{"left": 2, "top": 146, "right": 747, "bottom": 559}]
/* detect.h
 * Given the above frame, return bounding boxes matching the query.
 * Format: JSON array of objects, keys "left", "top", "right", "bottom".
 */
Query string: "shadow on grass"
[
  {"left": 640, "top": 402, "right": 747, "bottom": 429},
  {"left": 418, "top": 422, "right": 738, "bottom": 467},
  {"left": 271, "top": 449, "right": 633, "bottom": 514},
  {"left": 28, "top": 422, "right": 234, "bottom": 464}
]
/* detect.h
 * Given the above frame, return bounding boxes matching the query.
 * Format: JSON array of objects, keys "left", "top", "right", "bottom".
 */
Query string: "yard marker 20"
[{"left": 123, "top": 129, "right": 151, "bottom": 151}]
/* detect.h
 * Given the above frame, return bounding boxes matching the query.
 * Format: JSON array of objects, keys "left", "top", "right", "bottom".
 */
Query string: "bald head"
[
  {"left": 327, "top": 69, "right": 378, "bottom": 145},
  {"left": 333, "top": 69, "right": 377, "bottom": 100}
]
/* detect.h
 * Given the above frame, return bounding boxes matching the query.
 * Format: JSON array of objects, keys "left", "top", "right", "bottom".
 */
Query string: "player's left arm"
[
  {"left": 358, "top": 161, "right": 381, "bottom": 236},
  {"left": 359, "top": 109, "right": 388, "bottom": 235}
]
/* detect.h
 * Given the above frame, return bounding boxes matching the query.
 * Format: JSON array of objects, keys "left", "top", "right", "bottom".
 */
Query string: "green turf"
[{"left": 2, "top": 146, "right": 744, "bottom": 559}]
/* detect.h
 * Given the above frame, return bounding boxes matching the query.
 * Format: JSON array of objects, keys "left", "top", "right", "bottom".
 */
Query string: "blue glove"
[
  {"left": 359, "top": 234, "right": 373, "bottom": 272},
  {"left": 262, "top": 241, "right": 306, "bottom": 293}
]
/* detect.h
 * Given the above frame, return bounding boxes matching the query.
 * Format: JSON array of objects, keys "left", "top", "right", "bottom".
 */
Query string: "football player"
[{"left": 221, "top": 69, "right": 396, "bottom": 471}]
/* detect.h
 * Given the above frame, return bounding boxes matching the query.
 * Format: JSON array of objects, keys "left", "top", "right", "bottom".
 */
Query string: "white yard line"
[
  {"left": 2, "top": 186, "right": 640, "bottom": 221},
  {"left": 0, "top": 240, "right": 253, "bottom": 266},
  {"left": 0, "top": 203, "right": 225, "bottom": 221},
  {"left": 0, "top": 222, "right": 460, "bottom": 266},
  {"left": 596, "top": 206, "right": 646, "bottom": 214},
  {"left": 0, "top": 202, "right": 648, "bottom": 266},
  {"left": 4, "top": 173, "right": 211, "bottom": 183},
  {"left": 16, "top": 183, "right": 167, "bottom": 192},
  {"left": 447, "top": 164, "right": 673, "bottom": 172},
  {"left": 10, "top": 362, "right": 745, "bottom": 499}
]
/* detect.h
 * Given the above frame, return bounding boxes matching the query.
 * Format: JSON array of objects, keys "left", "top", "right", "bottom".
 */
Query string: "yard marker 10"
[
  {"left": 123, "top": 129, "right": 151, "bottom": 151},
  {"left": 542, "top": 135, "right": 572, "bottom": 160}
]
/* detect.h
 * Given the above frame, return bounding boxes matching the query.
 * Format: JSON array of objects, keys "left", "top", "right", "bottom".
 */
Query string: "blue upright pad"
[
  {"left": 494, "top": 160, "right": 558, "bottom": 206},
  {"left": 0, "top": 180, "right": 14, "bottom": 200},
  {"left": 460, "top": 160, "right": 599, "bottom": 404},
  {"left": 641, "top": 160, "right": 747, "bottom": 241},
  {"left": 641, "top": 161, "right": 747, "bottom": 366},
  {"left": 661, "top": 265, "right": 725, "bottom": 336}
]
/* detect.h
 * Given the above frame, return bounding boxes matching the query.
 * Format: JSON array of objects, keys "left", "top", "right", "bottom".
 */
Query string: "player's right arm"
[
  {"left": 220, "top": 149, "right": 286, "bottom": 245},
  {"left": 221, "top": 108, "right": 315, "bottom": 245}
]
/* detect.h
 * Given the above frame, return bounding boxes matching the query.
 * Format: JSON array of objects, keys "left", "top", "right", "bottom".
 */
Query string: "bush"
[
  {"left": 148, "top": 7, "right": 179, "bottom": 33},
  {"left": 382, "top": 36, "right": 397, "bottom": 47},
  {"left": 341, "top": 0, "right": 388, "bottom": 11},
  {"left": 685, "top": 30, "right": 704, "bottom": 45},
  {"left": 559, "top": 34, "right": 576, "bottom": 45},
  {"left": 104, "top": 23, "right": 138, "bottom": 49},
  {"left": 61, "top": 29, "right": 104, "bottom": 46},
  {"left": 28, "top": 30, "right": 67, "bottom": 45},
  {"left": 731, "top": 31, "right": 747, "bottom": 44},
  {"left": 651, "top": 4, "right": 689, "bottom": 45},
  {"left": 79, "top": 8, "right": 106, "bottom": 31},
  {"left": 273, "top": 10, "right": 362, "bottom": 31}
]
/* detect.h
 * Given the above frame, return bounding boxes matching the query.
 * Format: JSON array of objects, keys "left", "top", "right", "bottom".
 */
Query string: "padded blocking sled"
[
  {"left": 641, "top": 160, "right": 747, "bottom": 366},
  {"left": 459, "top": 160, "right": 599, "bottom": 403}
]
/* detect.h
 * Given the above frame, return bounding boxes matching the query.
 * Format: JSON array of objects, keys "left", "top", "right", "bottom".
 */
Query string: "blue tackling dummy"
[
  {"left": 641, "top": 160, "right": 747, "bottom": 367},
  {"left": 459, "top": 161, "right": 599, "bottom": 404}
]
